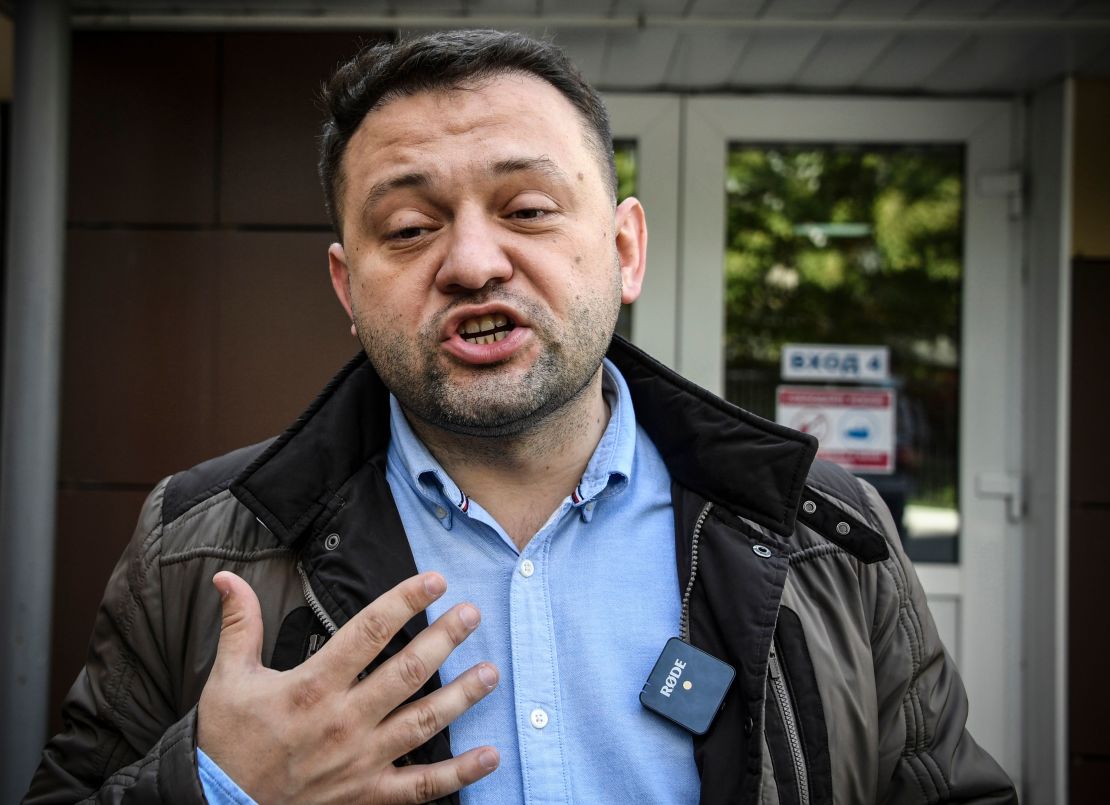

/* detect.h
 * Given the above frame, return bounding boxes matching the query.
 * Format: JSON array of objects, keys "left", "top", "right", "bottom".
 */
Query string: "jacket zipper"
[
  {"left": 297, "top": 562, "right": 338, "bottom": 636},
  {"left": 768, "top": 641, "right": 809, "bottom": 805},
  {"left": 297, "top": 563, "right": 425, "bottom": 773}
]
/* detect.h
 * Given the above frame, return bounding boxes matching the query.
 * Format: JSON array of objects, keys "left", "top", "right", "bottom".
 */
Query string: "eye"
[
  {"left": 388, "top": 225, "right": 427, "bottom": 240},
  {"left": 510, "top": 208, "right": 548, "bottom": 221}
]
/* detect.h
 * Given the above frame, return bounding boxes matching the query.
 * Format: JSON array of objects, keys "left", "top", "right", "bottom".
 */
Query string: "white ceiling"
[{"left": 70, "top": 0, "right": 1110, "bottom": 94}]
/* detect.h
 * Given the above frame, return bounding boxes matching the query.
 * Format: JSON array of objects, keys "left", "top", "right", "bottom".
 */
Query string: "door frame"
[
  {"left": 611, "top": 93, "right": 1025, "bottom": 784},
  {"left": 604, "top": 93, "right": 681, "bottom": 369}
]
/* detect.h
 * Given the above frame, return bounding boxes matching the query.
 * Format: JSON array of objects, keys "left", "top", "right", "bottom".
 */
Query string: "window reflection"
[{"left": 724, "top": 144, "right": 963, "bottom": 563}]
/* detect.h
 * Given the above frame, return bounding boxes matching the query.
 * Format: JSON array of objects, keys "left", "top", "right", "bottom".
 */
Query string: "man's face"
[{"left": 328, "top": 72, "right": 646, "bottom": 437}]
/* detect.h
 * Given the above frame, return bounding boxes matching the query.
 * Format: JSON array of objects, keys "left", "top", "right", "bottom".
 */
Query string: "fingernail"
[
  {"left": 424, "top": 573, "right": 446, "bottom": 597},
  {"left": 479, "top": 748, "right": 499, "bottom": 770},
  {"left": 459, "top": 604, "right": 480, "bottom": 629},
  {"left": 478, "top": 664, "right": 497, "bottom": 689}
]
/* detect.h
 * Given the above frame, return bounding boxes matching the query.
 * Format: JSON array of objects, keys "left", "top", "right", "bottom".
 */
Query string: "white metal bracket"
[{"left": 974, "top": 471, "right": 1025, "bottom": 522}]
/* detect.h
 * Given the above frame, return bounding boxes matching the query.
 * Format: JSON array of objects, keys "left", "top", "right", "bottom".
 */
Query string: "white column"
[{"left": 0, "top": 0, "right": 70, "bottom": 798}]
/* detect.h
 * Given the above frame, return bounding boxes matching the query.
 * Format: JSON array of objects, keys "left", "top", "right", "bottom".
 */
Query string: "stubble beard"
[{"left": 354, "top": 271, "right": 622, "bottom": 440}]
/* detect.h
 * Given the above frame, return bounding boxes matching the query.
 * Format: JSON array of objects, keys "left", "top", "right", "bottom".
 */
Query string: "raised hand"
[{"left": 197, "top": 570, "right": 499, "bottom": 804}]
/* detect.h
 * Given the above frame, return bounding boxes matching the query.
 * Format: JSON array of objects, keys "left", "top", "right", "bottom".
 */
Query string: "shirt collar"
[
  {"left": 387, "top": 396, "right": 467, "bottom": 528},
  {"left": 574, "top": 358, "right": 634, "bottom": 511},
  {"left": 386, "top": 357, "right": 637, "bottom": 529}
]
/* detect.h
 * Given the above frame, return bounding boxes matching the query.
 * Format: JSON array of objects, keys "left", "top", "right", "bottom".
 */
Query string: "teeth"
[{"left": 458, "top": 312, "right": 514, "bottom": 344}]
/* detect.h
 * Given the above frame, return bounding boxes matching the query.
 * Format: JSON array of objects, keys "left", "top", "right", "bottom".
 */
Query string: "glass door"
[
  {"left": 720, "top": 142, "right": 964, "bottom": 564},
  {"left": 679, "top": 97, "right": 1023, "bottom": 784}
]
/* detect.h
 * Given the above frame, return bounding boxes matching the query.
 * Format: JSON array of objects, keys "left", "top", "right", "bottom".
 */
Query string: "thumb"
[{"left": 211, "top": 571, "right": 264, "bottom": 671}]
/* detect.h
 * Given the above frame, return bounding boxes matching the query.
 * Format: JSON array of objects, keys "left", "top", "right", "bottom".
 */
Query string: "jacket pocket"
[{"left": 764, "top": 607, "right": 833, "bottom": 805}]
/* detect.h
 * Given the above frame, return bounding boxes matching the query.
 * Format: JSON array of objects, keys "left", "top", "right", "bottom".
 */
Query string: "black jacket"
[{"left": 28, "top": 337, "right": 1017, "bottom": 803}]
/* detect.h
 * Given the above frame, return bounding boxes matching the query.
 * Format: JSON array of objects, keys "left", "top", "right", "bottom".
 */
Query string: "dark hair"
[{"left": 318, "top": 29, "right": 617, "bottom": 238}]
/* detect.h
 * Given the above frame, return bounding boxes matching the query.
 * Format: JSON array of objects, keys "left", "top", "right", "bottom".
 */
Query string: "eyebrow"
[
  {"left": 361, "top": 172, "right": 430, "bottom": 218},
  {"left": 360, "top": 155, "right": 573, "bottom": 218},
  {"left": 489, "top": 156, "right": 572, "bottom": 186}
]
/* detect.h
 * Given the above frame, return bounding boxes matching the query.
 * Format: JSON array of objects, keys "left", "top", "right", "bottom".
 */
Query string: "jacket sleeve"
[
  {"left": 860, "top": 480, "right": 1018, "bottom": 805},
  {"left": 24, "top": 479, "right": 207, "bottom": 804}
]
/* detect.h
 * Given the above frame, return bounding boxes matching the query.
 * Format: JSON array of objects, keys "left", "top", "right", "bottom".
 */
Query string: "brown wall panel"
[
  {"left": 60, "top": 229, "right": 359, "bottom": 485},
  {"left": 1068, "top": 257, "right": 1110, "bottom": 781},
  {"left": 51, "top": 31, "right": 381, "bottom": 748},
  {"left": 68, "top": 33, "right": 219, "bottom": 225},
  {"left": 1073, "top": 79, "right": 1110, "bottom": 259},
  {"left": 1072, "top": 756, "right": 1110, "bottom": 804},
  {"left": 60, "top": 230, "right": 219, "bottom": 485},
  {"left": 219, "top": 32, "right": 380, "bottom": 226},
  {"left": 1069, "top": 506, "right": 1110, "bottom": 758},
  {"left": 1069, "top": 259, "right": 1110, "bottom": 506},
  {"left": 211, "top": 231, "right": 356, "bottom": 451},
  {"left": 49, "top": 488, "right": 151, "bottom": 735}
]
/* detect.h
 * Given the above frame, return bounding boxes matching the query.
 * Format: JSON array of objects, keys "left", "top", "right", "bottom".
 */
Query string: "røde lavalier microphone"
[{"left": 640, "top": 637, "right": 735, "bottom": 735}]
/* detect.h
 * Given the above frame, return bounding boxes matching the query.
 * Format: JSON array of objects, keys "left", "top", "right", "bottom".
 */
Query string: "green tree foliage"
[{"left": 725, "top": 146, "right": 963, "bottom": 380}]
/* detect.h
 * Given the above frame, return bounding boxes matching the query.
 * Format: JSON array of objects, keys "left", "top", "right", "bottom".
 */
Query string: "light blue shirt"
[
  {"left": 199, "top": 359, "right": 699, "bottom": 804},
  {"left": 389, "top": 360, "right": 698, "bottom": 804},
  {"left": 197, "top": 748, "right": 255, "bottom": 804}
]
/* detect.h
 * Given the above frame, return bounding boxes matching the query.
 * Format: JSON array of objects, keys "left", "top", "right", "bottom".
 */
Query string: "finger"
[
  {"left": 304, "top": 572, "right": 447, "bottom": 689},
  {"left": 379, "top": 746, "right": 500, "bottom": 804},
  {"left": 210, "top": 571, "right": 264, "bottom": 672},
  {"left": 377, "top": 662, "right": 499, "bottom": 760},
  {"left": 356, "top": 602, "right": 482, "bottom": 719}
]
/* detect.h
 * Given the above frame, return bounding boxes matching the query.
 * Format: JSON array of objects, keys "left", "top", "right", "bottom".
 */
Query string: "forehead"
[{"left": 341, "top": 73, "right": 598, "bottom": 189}]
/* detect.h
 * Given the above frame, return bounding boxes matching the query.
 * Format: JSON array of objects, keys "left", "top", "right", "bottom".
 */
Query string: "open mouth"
[{"left": 458, "top": 313, "right": 516, "bottom": 345}]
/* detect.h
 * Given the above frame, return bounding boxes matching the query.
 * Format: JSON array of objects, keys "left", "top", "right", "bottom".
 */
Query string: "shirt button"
[
  {"left": 529, "top": 708, "right": 549, "bottom": 729},
  {"left": 520, "top": 559, "right": 535, "bottom": 578},
  {"left": 434, "top": 506, "right": 448, "bottom": 519},
  {"left": 584, "top": 501, "right": 595, "bottom": 512}
]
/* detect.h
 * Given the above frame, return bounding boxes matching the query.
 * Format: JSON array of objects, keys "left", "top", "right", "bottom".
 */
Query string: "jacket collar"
[{"left": 230, "top": 335, "right": 817, "bottom": 547}]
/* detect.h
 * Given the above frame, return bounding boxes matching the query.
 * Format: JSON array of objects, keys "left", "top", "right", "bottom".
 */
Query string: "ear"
[
  {"left": 327, "top": 242, "right": 358, "bottom": 337},
  {"left": 614, "top": 197, "right": 647, "bottom": 304}
]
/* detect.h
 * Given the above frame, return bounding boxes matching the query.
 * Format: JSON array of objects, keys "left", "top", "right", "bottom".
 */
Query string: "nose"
[{"left": 434, "top": 208, "right": 513, "bottom": 293}]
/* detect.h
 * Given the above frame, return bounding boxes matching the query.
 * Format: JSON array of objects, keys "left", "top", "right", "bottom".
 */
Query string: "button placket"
[{"left": 507, "top": 537, "right": 566, "bottom": 797}]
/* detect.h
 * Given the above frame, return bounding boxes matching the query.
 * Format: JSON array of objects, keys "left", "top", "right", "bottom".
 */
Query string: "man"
[{"left": 28, "top": 30, "right": 1016, "bottom": 804}]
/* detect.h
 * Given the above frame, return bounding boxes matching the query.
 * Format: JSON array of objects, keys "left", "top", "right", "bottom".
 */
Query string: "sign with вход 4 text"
[{"left": 781, "top": 344, "right": 890, "bottom": 383}]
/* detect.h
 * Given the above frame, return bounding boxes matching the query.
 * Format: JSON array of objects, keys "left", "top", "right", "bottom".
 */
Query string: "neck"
[{"left": 404, "top": 368, "right": 611, "bottom": 551}]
